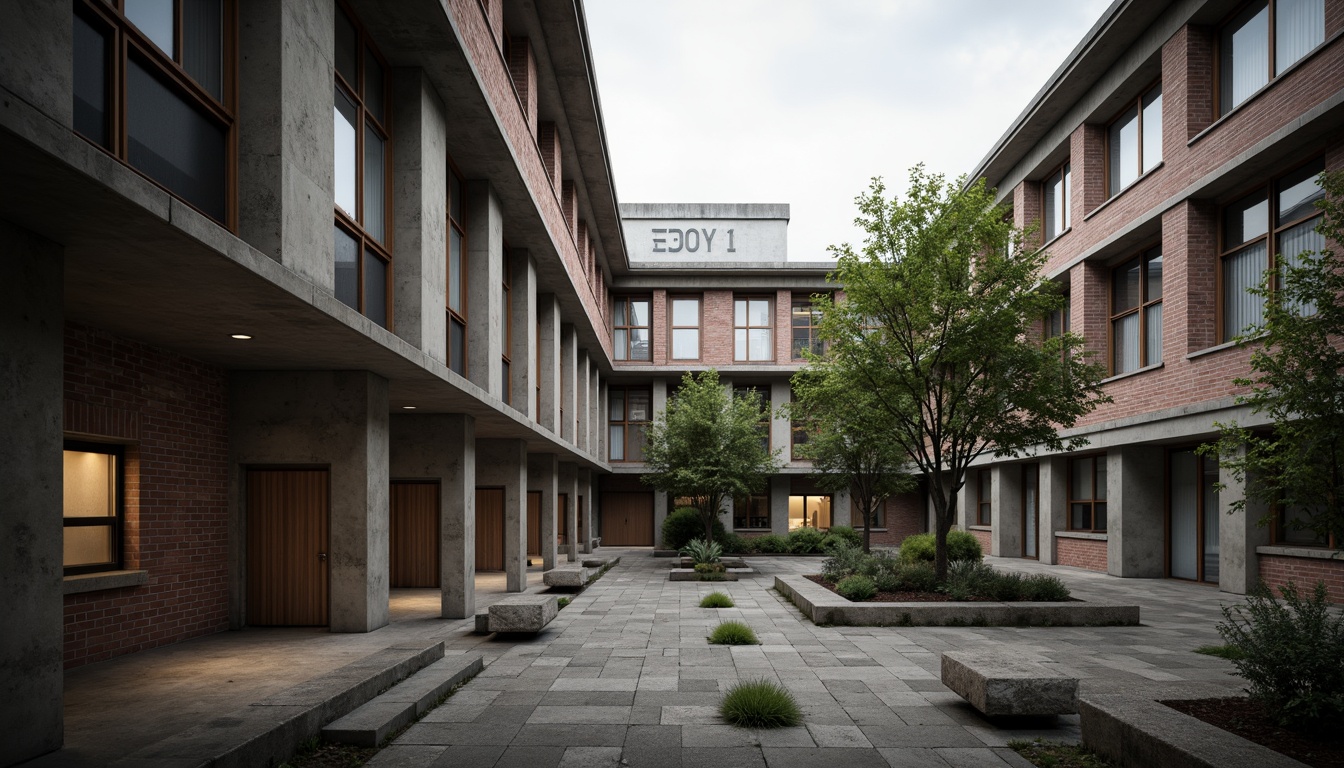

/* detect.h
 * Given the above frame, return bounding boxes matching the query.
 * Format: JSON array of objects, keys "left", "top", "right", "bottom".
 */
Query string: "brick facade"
[
  {"left": 968, "top": 528, "right": 992, "bottom": 554},
  {"left": 1055, "top": 537, "right": 1107, "bottom": 573},
  {"left": 1259, "top": 554, "right": 1344, "bottom": 604}
]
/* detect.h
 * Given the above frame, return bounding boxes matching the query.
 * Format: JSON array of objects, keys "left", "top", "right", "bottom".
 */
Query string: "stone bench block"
[
  {"left": 488, "top": 595, "right": 558, "bottom": 633},
  {"left": 940, "top": 650, "right": 1077, "bottom": 716},
  {"left": 543, "top": 567, "right": 595, "bottom": 587}
]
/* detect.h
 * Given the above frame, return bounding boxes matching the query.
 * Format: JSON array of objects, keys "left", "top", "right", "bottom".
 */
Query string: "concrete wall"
[
  {"left": 477, "top": 439, "right": 527, "bottom": 591},
  {"left": 991, "top": 464, "right": 1023, "bottom": 558},
  {"left": 1219, "top": 446, "right": 1272, "bottom": 595},
  {"left": 466, "top": 182, "right": 504, "bottom": 397},
  {"left": 1108, "top": 447, "right": 1164, "bottom": 578},
  {"left": 0, "top": 222, "right": 65, "bottom": 766},
  {"left": 527, "top": 453, "right": 559, "bottom": 569},
  {"left": 0, "top": 0, "right": 71, "bottom": 128}
]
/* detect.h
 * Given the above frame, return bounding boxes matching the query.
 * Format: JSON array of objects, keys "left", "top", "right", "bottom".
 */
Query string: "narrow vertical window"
[
  {"left": 734, "top": 297, "right": 774, "bottom": 362},
  {"left": 63, "top": 442, "right": 124, "bottom": 575},
  {"left": 1042, "top": 162, "right": 1071, "bottom": 241},
  {"left": 1219, "top": 0, "right": 1323, "bottom": 115},
  {"left": 670, "top": 297, "right": 701, "bottom": 360},
  {"left": 976, "top": 470, "right": 993, "bottom": 526},
  {"left": 1107, "top": 83, "right": 1162, "bottom": 197},
  {"left": 613, "top": 297, "right": 651, "bottom": 361},
  {"left": 791, "top": 297, "right": 824, "bottom": 360},
  {"left": 608, "top": 387, "right": 651, "bottom": 461},
  {"left": 447, "top": 169, "right": 468, "bottom": 375},
  {"left": 1110, "top": 246, "right": 1163, "bottom": 374},
  {"left": 1068, "top": 455, "right": 1107, "bottom": 532}
]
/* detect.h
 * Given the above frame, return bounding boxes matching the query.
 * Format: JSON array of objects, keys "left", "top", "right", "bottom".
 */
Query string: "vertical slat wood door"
[
  {"left": 475, "top": 488, "right": 505, "bottom": 571},
  {"left": 246, "top": 469, "right": 329, "bottom": 626},
  {"left": 527, "top": 491, "right": 542, "bottom": 556},
  {"left": 557, "top": 493, "right": 569, "bottom": 545},
  {"left": 390, "top": 481, "right": 439, "bottom": 587},
  {"left": 600, "top": 492, "right": 654, "bottom": 546}
]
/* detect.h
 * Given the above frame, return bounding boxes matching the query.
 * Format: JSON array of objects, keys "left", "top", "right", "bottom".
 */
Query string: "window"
[
  {"left": 788, "top": 495, "right": 831, "bottom": 530},
  {"left": 670, "top": 297, "right": 701, "bottom": 360},
  {"left": 501, "top": 255, "right": 512, "bottom": 403},
  {"left": 613, "top": 297, "right": 651, "bottom": 361},
  {"left": 608, "top": 387, "right": 651, "bottom": 461},
  {"left": 333, "top": 3, "right": 392, "bottom": 327},
  {"left": 1220, "top": 158, "right": 1325, "bottom": 341},
  {"left": 733, "top": 495, "right": 770, "bottom": 530},
  {"left": 1277, "top": 504, "right": 1337, "bottom": 548},
  {"left": 1110, "top": 246, "right": 1163, "bottom": 374},
  {"left": 734, "top": 297, "right": 774, "bottom": 361},
  {"left": 63, "top": 442, "right": 124, "bottom": 575},
  {"left": 1042, "top": 162, "right": 1071, "bottom": 242},
  {"left": 734, "top": 385, "right": 771, "bottom": 453},
  {"left": 73, "top": 0, "right": 234, "bottom": 225},
  {"left": 1107, "top": 83, "right": 1163, "bottom": 197},
  {"left": 976, "top": 470, "right": 992, "bottom": 526},
  {"left": 1219, "top": 0, "right": 1324, "bottom": 116},
  {"left": 856, "top": 501, "right": 886, "bottom": 530},
  {"left": 1069, "top": 455, "right": 1107, "bottom": 532},
  {"left": 1044, "top": 293, "right": 1071, "bottom": 342},
  {"left": 447, "top": 170, "right": 468, "bottom": 375},
  {"left": 791, "top": 297, "right": 824, "bottom": 360}
]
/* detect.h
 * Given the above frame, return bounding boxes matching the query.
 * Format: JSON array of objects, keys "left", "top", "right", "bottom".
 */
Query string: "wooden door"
[
  {"left": 600, "top": 492, "right": 654, "bottom": 546},
  {"left": 246, "top": 469, "right": 329, "bottom": 626},
  {"left": 527, "top": 491, "right": 542, "bottom": 556},
  {"left": 558, "top": 492, "right": 569, "bottom": 545},
  {"left": 475, "top": 488, "right": 505, "bottom": 571},
  {"left": 390, "top": 481, "right": 439, "bottom": 587}
]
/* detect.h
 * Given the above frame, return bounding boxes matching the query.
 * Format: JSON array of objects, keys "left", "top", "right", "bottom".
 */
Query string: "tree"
[
  {"left": 788, "top": 363, "right": 915, "bottom": 552},
  {"left": 1203, "top": 170, "right": 1344, "bottom": 548},
  {"left": 820, "top": 167, "right": 1109, "bottom": 580},
  {"left": 642, "top": 369, "right": 780, "bottom": 546}
]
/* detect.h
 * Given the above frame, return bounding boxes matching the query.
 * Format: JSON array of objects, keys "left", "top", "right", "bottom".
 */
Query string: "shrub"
[
  {"left": 894, "top": 561, "right": 938, "bottom": 593},
  {"left": 709, "top": 620, "right": 759, "bottom": 645},
  {"left": 720, "top": 679, "right": 801, "bottom": 728},
  {"left": 820, "top": 544, "right": 867, "bottom": 582},
  {"left": 873, "top": 570, "right": 901, "bottom": 594},
  {"left": 825, "top": 525, "right": 862, "bottom": 549},
  {"left": 663, "top": 507, "right": 728, "bottom": 551},
  {"left": 787, "top": 526, "right": 827, "bottom": 554},
  {"left": 719, "top": 532, "right": 751, "bottom": 554},
  {"left": 836, "top": 574, "right": 877, "bottom": 601},
  {"left": 1217, "top": 580, "right": 1344, "bottom": 730},
  {"left": 681, "top": 538, "right": 723, "bottom": 565},
  {"left": 693, "top": 562, "right": 726, "bottom": 574},
  {"left": 899, "top": 531, "right": 983, "bottom": 564},
  {"left": 557, "top": 597, "right": 570, "bottom": 610},
  {"left": 752, "top": 534, "right": 789, "bottom": 553},
  {"left": 940, "top": 559, "right": 994, "bottom": 601},
  {"left": 1020, "top": 574, "right": 1070, "bottom": 602},
  {"left": 700, "top": 591, "right": 735, "bottom": 608}
]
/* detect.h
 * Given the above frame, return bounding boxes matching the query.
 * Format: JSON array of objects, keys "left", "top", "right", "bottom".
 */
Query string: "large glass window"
[
  {"left": 788, "top": 495, "right": 831, "bottom": 530},
  {"left": 63, "top": 442, "right": 124, "bottom": 575},
  {"left": 608, "top": 387, "right": 651, "bottom": 461},
  {"left": 333, "top": 3, "right": 392, "bottom": 327},
  {"left": 1169, "top": 449, "right": 1220, "bottom": 583},
  {"left": 1107, "top": 83, "right": 1163, "bottom": 197},
  {"left": 670, "top": 297, "right": 700, "bottom": 360},
  {"left": 447, "top": 170, "right": 467, "bottom": 376},
  {"left": 733, "top": 495, "right": 770, "bottom": 530},
  {"left": 1221, "top": 158, "right": 1325, "bottom": 341},
  {"left": 613, "top": 297, "right": 651, "bottom": 361},
  {"left": 1042, "top": 162, "right": 1072, "bottom": 242},
  {"left": 1220, "top": 0, "right": 1324, "bottom": 115},
  {"left": 1069, "top": 455, "right": 1107, "bottom": 532},
  {"left": 73, "top": 0, "right": 233, "bottom": 224},
  {"left": 1110, "top": 246, "right": 1163, "bottom": 374},
  {"left": 791, "top": 297, "right": 824, "bottom": 360},
  {"left": 734, "top": 297, "right": 774, "bottom": 361},
  {"left": 976, "top": 470, "right": 992, "bottom": 526}
]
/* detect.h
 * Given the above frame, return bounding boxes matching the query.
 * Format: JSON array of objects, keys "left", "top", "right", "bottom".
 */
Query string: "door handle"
[{"left": 318, "top": 552, "right": 327, "bottom": 562}]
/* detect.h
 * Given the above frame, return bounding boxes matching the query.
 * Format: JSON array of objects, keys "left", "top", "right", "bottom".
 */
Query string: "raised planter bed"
[
  {"left": 775, "top": 575, "right": 1139, "bottom": 627},
  {"left": 670, "top": 567, "right": 753, "bottom": 582}
]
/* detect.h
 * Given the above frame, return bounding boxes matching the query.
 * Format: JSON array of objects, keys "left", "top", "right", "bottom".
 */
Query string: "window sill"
[
  {"left": 1100, "top": 361, "right": 1164, "bottom": 385},
  {"left": 854, "top": 528, "right": 888, "bottom": 532},
  {"left": 1055, "top": 531, "right": 1107, "bottom": 541},
  {"left": 1083, "top": 162, "right": 1165, "bottom": 223},
  {"left": 1256, "top": 545, "right": 1343, "bottom": 561},
  {"left": 968, "top": 525, "right": 992, "bottom": 532},
  {"left": 63, "top": 569, "right": 149, "bottom": 595},
  {"left": 1184, "top": 338, "right": 1249, "bottom": 360}
]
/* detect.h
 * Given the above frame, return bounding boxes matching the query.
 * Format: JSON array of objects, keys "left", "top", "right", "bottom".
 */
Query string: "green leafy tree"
[
  {"left": 642, "top": 370, "right": 780, "bottom": 546},
  {"left": 1203, "top": 170, "right": 1344, "bottom": 548},
  {"left": 789, "top": 363, "right": 915, "bottom": 552},
  {"left": 821, "top": 167, "right": 1109, "bottom": 580}
]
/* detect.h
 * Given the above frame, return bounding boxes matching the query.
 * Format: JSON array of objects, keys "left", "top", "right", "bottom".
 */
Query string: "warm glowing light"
[{"left": 231, "top": 334, "right": 252, "bottom": 340}]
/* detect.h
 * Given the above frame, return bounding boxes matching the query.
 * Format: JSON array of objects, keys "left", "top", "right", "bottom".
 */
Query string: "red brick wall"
[
  {"left": 968, "top": 528, "right": 992, "bottom": 553},
  {"left": 855, "top": 490, "right": 927, "bottom": 548},
  {"left": 1056, "top": 537, "right": 1107, "bottom": 572},
  {"left": 1259, "top": 554, "right": 1344, "bottom": 604},
  {"left": 62, "top": 325, "right": 229, "bottom": 669}
]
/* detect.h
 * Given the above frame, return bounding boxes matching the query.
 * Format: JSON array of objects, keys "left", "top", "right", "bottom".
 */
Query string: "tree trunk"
[{"left": 863, "top": 510, "right": 872, "bottom": 553}]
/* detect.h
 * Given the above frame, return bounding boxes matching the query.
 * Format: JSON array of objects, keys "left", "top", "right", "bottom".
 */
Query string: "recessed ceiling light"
[
  {"left": 231, "top": 334, "right": 252, "bottom": 340},
  {"left": 402, "top": 406, "right": 417, "bottom": 410}
]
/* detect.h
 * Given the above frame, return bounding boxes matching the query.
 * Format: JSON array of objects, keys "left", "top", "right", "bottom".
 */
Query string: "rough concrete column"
[
  {"left": 391, "top": 68, "right": 447, "bottom": 362},
  {"left": 0, "top": 223, "right": 64, "bottom": 765},
  {"left": 832, "top": 489, "right": 852, "bottom": 527},
  {"left": 596, "top": 376, "right": 607, "bottom": 461},
  {"left": 1038, "top": 456, "right": 1069, "bottom": 564},
  {"left": 954, "top": 474, "right": 972, "bottom": 530},
  {"left": 510, "top": 249, "right": 537, "bottom": 416},
  {"left": 231, "top": 371, "right": 390, "bottom": 633},
  {"left": 654, "top": 491, "right": 669, "bottom": 548},
  {"left": 389, "top": 413, "right": 475, "bottom": 618},
  {"left": 560, "top": 325, "right": 578, "bottom": 443},
  {"left": 528, "top": 453, "right": 559, "bottom": 570},
  {"left": 577, "top": 350, "right": 591, "bottom": 451},
  {"left": 770, "top": 476, "right": 791, "bottom": 536},
  {"left": 991, "top": 464, "right": 1023, "bottom": 558},
  {"left": 559, "top": 462, "right": 579, "bottom": 561},
  {"left": 466, "top": 180, "right": 504, "bottom": 396},
  {"left": 1108, "top": 446, "right": 1164, "bottom": 578},
  {"left": 478, "top": 439, "right": 527, "bottom": 592},
  {"left": 0, "top": 2, "right": 71, "bottom": 128},
  {"left": 1219, "top": 445, "right": 1272, "bottom": 595},
  {"left": 579, "top": 468, "right": 594, "bottom": 553},
  {"left": 537, "top": 294, "right": 561, "bottom": 431},
  {"left": 590, "top": 367, "right": 601, "bottom": 456},
  {"left": 237, "top": 0, "right": 335, "bottom": 284}
]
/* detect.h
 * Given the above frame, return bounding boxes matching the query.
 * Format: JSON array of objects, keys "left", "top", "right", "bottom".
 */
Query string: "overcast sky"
[{"left": 584, "top": 0, "right": 1113, "bottom": 261}]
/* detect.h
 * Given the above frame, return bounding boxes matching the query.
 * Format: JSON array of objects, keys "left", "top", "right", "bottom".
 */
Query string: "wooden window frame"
[
  {"left": 1163, "top": 447, "right": 1222, "bottom": 584},
  {"left": 1068, "top": 453, "right": 1108, "bottom": 532},
  {"left": 63, "top": 440, "right": 126, "bottom": 576},
  {"left": 73, "top": 0, "right": 238, "bottom": 229},
  {"left": 1040, "top": 161, "right": 1072, "bottom": 243},
  {"left": 668, "top": 295, "right": 702, "bottom": 361},
  {"left": 447, "top": 166, "right": 468, "bottom": 376},
  {"left": 1104, "top": 80, "right": 1162, "bottom": 198},
  {"left": 612, "top": 296, "right": 652, "bottom": 362},
  {"left": 333, "top": 0, "right": 393, "bottom": 328},
  {"left": 734, "top": 296, "right": 775, "bottom": 362},
  {"left": 976, "top": 469, "right": 992, "bottom": 526},
  {"left": 733, "top": 494, "right": 771, "bottom": 531},
  {"left": 608, "top": 386, "right": 651, "bottom": 462},
  {"left": 1021, "top": 462, "right": 1040, "bottom": 559},
  {"left": 1215, "top": 0, "right": 1326, "bottom": 117},
  {"left": 1108, "top": 244, "right": 1163, "bottom": 375},
  {"left": 1216, "top": 157, "right": 1325, "bottom": 343},
  {"left": 791, "top": 296, "right": 824, "bottom": 361}
]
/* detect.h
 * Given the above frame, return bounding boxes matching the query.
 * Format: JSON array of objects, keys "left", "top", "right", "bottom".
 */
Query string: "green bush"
[
  {"left": 700, "top": 591, "right": 735, "bottom": 608},
  {"left": 662, "top": 507, "right": 727, "bottom": 551},
  {"left": 751, "top": 534, "right": 789, "bottom": 553},
  {"left": 681, "top": 538, "right": 722, "bottom": 565},
  {"left": 893, "top": 561, "right": 938, "bottom": 593},
  {"left": 825, "top": 525, "right": 862, "bottom": 549},
  {"left": 899, "top": 531, "right": 983, "bottom": 564},
  {"left": 719, "top": 532, "right": 752, "bottom": 554},
  {"left": 1217, "top": 581, "right": 1344, "bottom": 730},
  {"left": 787, "top": 526, "right": 827, "bottom": 554},
  {"left": 873, "top": 570, "right": 901, "bottom": 594},
  {"left": 1020, "top": 574, "right": 1071, "bottom": 602},
  {"left": 720, "top": 679, "right": 801, "bottom": 728},
  {"left": 820, "top": 544, "right": 867, "bottom": 582},
  {"left": 693, "top": 562, "right": 726, "bottom": 574},
  {"left": 836, "top": 574, "right": 877, "bottom": 601},
  {"left": 709, "top": 620, "right": 759, "bottom": 645}
]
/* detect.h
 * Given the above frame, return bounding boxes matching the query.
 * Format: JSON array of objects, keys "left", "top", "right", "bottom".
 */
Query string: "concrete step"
[{"left": 321, "top": 653, "right": 483, "bottom": 747}]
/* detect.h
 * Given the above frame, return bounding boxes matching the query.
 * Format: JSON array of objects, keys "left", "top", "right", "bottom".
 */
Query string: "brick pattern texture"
[
  {"left": 968, "top": 528, "right": 992, "bottom": 554},
  {"left": 1056, "top": 537, "right": 1108, "bottom": 572},
  {"left": 1259, "top": 554, "right": 1344, "bottom": 604},
  {"left": 62, "top": 324, "right": 229, "bottom": 669},
  {"left": 855, "top": 491, "right": 927, "bottom": 549}
]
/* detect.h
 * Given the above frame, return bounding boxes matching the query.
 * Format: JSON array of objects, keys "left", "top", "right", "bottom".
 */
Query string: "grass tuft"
[
  {"left": 557, "top": 597, "right": 571, "bottom": 610},
  {"left": 720, "top": 679, "right": 802, "bottom": 728},
  {"left": 700, "top": 591, "right": 735, "bottom": 608},
  {"left": 1008, "top": 737, "right": 1115, "bottom": 767},
  {"left": 1193, "top": 643, "right": 1245, "bottom": 660},
  {"left": 708, "top": 620, "right": 759, "bottom": 645}
]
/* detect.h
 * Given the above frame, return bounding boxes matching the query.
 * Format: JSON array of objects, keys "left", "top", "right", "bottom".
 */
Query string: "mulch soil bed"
[
  {"left": 805, "top": 574, "right": 995, "bottom": 602},
  {"left": 1161, "top": 697, "right": 1344, "bottom": 768}
]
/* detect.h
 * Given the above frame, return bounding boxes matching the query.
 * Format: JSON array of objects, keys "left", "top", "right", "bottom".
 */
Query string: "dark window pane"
[
  {"left": 1141, "top": 85, "right": 1162, "bottom": 171},
  {"left": 127, "top": 56, "right": 226, "bottom": 220},
  {"left": 448, "top": 227, "right": 464, "bottom": 313},
  {"left": 73, "top": 13, "right": 109, "bottom": 148},
  {"left": 450, "top": 172, "right": 463, "bottom": 224},
  {"left": 1277, "top": 159, "right": 1325, "bottom": 225},
  {"left": 125, "top": 0, "right": 175, "bottom": 57},
  {"left": 1224, "top": 241, "right": 1267, "bottom": 338},
  {"left": 1071, "top": 503, "right": 1090, "bottom": 530},
  {"left": 334, "top": 6, "right": 358, "bottom": 87},
  {"left": 1108, "top": 106, "right": 1138, "bottom": 196},
  {"left": 1112, "top": 258, "right": 1141, "bottom": 312},
  {"left": 1223, "top": 190, "right": 1269, "bottom": 247},
  {"left": 449, "top": 319, "right": 466, "bottom": 376},
  {"left": 334, "top": 87, "right": 358, "bottom": 217},
  {"left": 334, "top": 225, "right": 359, "bottom": 310},
  {"left": 184, "top": 0, "right": 223, "bottom": 100},
  {"left": 1094, "top": 502, "right": 1107, "bottom": 531},
  {"left": 365, "top": 47, "right": 385, "bottom": 122},
  {"left": 363, "top": 123, "right": 386, "bottom": 242},
  {"left": 1145, "top": 250, "right": 1163, "bottom": 300},
  {"left": 364, "top": 249, "right": 387, "bottom": 327}
]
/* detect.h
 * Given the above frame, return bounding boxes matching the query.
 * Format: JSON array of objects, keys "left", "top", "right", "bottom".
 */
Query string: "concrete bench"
[
  {"left": 940, "top": 650, "right": 1078, "bottom": 717},
  {"left": 484, "top": 594, "right": 558, "bottom": 633},
  {"left": 543, "top": 566, "right": 596, "bottom": 588}
]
